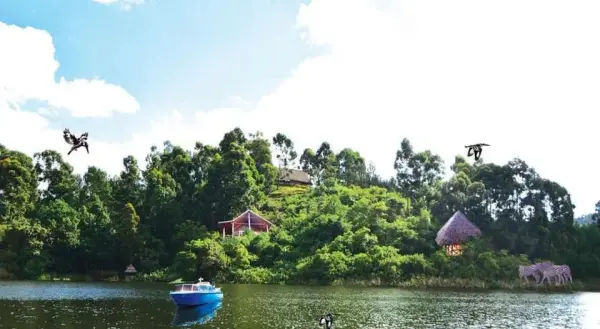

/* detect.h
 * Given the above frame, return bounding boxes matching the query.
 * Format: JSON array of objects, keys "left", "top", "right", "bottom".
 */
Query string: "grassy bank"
[
  {"left": 6, "top": 269, "right": 599, "bottom": 292},
  {"left": 392, "top": 276, "right": 592, "bottom": 292},
  {"left": 35, "top": 273, "right": 119, "bottom": 282},
  {"left": 127, "top": 272, "right": 600, "bottom": 292},
  {"left": 315, "top": 277, "right": 593, "bottom": 292}
]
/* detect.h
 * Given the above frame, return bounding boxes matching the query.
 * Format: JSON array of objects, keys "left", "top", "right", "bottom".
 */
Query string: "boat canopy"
[
  {"left": 173, "top": 283, "right": 215, "bottom": 292},
  {"left": 173, "top": 278, "right": 217, "bottom": 292}
]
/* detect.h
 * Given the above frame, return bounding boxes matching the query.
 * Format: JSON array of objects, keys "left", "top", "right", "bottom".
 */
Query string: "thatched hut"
[{"left": 435, "top": 211, "right": 481, "bottom": 256}]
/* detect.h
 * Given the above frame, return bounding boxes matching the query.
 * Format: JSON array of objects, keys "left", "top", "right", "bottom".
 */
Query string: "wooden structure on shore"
[
  {"left": 217, "top": 209, "right": 274, "bottom": 238},
  {"left": 124, "top": 264, "right": 137, "bottom": 281},
  {"left": 435, "top": 211, "right": 481, "bottom": 256}
]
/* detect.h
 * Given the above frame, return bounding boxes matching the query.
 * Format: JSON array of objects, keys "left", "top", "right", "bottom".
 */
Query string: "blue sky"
[
  {"left": 1, "top": 0, "right": 599, "bottom": 216},
  {"left": 0, "top": 0, "right": 315, "bottom": 141}
]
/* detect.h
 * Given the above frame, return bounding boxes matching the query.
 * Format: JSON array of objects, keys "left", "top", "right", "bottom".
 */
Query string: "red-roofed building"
[
  {"left": 217, "top": 209, "right": 274, "bottom": 238},
  {"left": 124, "top": 264, "right": 137, "bottom": 281},
  {"left": 124, "top": 264, "right": 137, "bottom": 274}
]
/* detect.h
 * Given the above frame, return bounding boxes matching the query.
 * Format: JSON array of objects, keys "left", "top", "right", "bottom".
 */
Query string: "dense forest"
[{"left": 1, "top": 128, "right": 600, "bottom": 287}]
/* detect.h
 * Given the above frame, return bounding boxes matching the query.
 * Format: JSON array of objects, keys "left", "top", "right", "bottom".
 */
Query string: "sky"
[{"left": 0, "top": 0, "right": 599, "bottom": 216}]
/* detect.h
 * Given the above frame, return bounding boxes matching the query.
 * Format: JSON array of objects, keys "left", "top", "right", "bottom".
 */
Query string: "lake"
[{"left": 0, "top": 281, "right": 599, "bottom": 329}]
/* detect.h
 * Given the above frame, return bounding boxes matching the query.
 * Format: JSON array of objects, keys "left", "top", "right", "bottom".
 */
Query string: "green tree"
[
  {"left": 201, "top": 141, "right": 262, "bottom": 229},
  {"left": 114, "top": 202, "right": 140, "bottom": 275},
  {"left": 335, "top": 148, "right": 368, "bottom": 187}
]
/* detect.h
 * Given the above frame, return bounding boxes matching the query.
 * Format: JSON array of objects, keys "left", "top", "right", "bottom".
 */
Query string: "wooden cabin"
[
  {"left": 278, "top": 169, "right": 311, "bottom": 186},
  {"left": 217, "top": 209, "right": 274, "bottom": 238}
]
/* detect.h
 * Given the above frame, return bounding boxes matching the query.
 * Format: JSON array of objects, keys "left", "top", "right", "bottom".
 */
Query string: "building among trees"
[
  {"left": 278, "top": 169, "right": 311, "bottom": 186},
  {"left": 435, "top": 211, "right": 482, "bottom": 256},
  {"left": 124, "top": 264, "right": 137, "bottom": 281},
  {"left": 217, "top": 210, "right": 274, "bottom": 238}
]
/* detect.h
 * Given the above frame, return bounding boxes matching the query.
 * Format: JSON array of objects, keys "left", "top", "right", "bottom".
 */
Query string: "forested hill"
[{"left": 1, "top": 128, "right": 600, "bottom": 285}]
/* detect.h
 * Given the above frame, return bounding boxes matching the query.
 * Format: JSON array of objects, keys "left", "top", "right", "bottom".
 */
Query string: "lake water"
[{"left": 0, "top": 281, "right": 599, "bottom": 329}]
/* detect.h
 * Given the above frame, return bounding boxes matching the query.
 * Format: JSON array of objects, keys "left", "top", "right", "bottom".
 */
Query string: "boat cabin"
[
  {"left": 174, "top": 282, "right": 213, "bottom": 292},
  {"left": 173, "top": 278, "right": 215, "bottom": 292}
]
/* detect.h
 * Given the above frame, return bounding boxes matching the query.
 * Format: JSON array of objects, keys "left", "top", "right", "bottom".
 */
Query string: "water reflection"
[
  {"left": 1, "top": 282, "right": 600, "bottom": 328},
  {"left": 171, "top": 302, "right": 222, "bottom": 327}
]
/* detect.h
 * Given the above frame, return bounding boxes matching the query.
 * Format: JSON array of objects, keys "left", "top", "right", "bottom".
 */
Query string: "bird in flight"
[
  {"left": 63, "top": 128, "right": 90, "bottom": 155},
  {"left": 465, "top": 143, "right": 489, "bottom": 160}
]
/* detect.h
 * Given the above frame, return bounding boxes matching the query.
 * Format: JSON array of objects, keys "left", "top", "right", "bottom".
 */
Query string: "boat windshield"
[{"left": 174, "top": 283, "right": 214, "bottom": 292}]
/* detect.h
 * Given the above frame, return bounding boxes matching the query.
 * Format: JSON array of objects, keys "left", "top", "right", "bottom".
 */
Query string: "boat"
[
  {"left": 171, "top": 301, "right": 222, "bottom": 326},
  {"left": 169, "top": 278, "right": 223, "bottom": 308}
]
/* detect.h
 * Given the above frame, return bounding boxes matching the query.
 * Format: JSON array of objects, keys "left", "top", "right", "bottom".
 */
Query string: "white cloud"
[
  {"left": 0, "top": 21, "right": 139, "bottom": 117},
  {"left": 2, "top": 1, "right": 600, "bottom": 216},
  {"left": 189, "top": 0, "right": 600, "bottom": 215},
  {"left": 92, "top": 0, "right": 145, "bottom": 11}
]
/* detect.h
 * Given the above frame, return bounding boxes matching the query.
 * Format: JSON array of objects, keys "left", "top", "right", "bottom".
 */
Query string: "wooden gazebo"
[
  {"left": 435, "top": 211, "right": 481, "bottom": 256},
  {"left": 217, "top": 209, "right": 274, "bottom": 238},
  {"left": 124, "top": 264, "right": 137, "bottom": 281}
]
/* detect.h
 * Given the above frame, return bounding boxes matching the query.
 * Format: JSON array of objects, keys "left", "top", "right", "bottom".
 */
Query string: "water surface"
[{"left": 0, "top": 281, "right": 599, "bottom": 328}]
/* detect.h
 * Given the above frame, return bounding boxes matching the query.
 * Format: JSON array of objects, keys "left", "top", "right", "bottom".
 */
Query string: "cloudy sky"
[{"left": 1, "top": 0, "right": 599, "bottom": 216}]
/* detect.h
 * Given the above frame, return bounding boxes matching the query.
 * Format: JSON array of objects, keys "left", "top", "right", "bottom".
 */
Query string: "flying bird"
[
  {"left": 63, "top": 128, "right": 89, "bottom": 155},
  {"left": 465, "top": 143, "right": 489, "bottom": 161}
]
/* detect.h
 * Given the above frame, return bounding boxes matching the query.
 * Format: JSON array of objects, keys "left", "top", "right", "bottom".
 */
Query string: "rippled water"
[{"left": 0, "top": 281, "right": 599, "bottom": 328}]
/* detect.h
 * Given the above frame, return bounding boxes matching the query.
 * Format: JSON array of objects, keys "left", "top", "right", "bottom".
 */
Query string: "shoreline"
[{"left": 4, "top": 274, "right": 599, "bottom": 292}]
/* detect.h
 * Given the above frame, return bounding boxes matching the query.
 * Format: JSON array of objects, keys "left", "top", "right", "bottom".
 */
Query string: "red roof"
[
  {"left": 217, "top": 209, "right": 274, "bottom": 227},
  {"left": 124, "top": 264, "right": 137, "bottom": 273}
]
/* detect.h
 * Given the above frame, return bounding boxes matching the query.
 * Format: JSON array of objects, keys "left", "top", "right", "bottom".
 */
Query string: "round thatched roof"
[{"left": 435, "top": 211, "right": 481, "bottom": 246}]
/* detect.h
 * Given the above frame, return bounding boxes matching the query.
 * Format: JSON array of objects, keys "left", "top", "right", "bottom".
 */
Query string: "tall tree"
[
  {"left": 114, "top": 203, "right": 140, "bottom": 269},
  {"left": 335, "top": 148, "right": 368, "bottom": 187},
  {"left": 201, "top": 142, "right": 262, "bottom": 229},
  {"left": 219, "top": 127, "right": 247, "bottom": 153},
  {"left": 300, "top": 142, "right": 337, "bottom": 185},
  {"left": 0, "top": 146, "right": 47, "bottom": 278},
  {"left": 272, "top": 133, "right": 298, "bottom": 180},
  {"left": 33, "top": 150, "right": 79, "bottom": 206},
  {"left": 394, "top": 138, "right": 444, "bottom": 214},
  {"left": 111, "top": 156, "right": 143, "bottom": 211},
  {"left": 247, "top": 132, "right": 278, "bottom": 193},
  {"left": 78, "top": 167, "right": 113, "bottom": 271}
]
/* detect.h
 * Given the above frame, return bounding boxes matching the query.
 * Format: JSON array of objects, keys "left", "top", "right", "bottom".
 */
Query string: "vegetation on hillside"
[{"left": 1, "top": 128, "right": 599, "bottom": 288}]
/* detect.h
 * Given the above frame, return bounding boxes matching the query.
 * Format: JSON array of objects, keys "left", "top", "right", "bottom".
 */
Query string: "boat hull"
[
  {"left": 172, "top": 301, "right": 222, "bottom": 326},
  {"left": 169, "top": 291, "right": 223, "bottom": 308}
]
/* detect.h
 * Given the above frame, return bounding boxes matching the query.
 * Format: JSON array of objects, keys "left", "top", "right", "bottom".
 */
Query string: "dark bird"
[
  {"left": 465, "top": 143, "right": 489, "bottom": 161},
  {"left": 319, "top": 313, "right": 334, "bottom": 329},
  {"left": 63, "top": 128, "right": 89, "bottom": 155}
]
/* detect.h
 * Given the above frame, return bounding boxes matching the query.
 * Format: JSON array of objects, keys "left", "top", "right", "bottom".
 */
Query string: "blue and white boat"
[{"left": 169, "top": 278, "right": 223, "bottom": 308}]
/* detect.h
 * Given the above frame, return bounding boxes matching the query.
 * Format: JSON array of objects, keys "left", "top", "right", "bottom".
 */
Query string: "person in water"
[{"left": 319, "top": 313, "right": 333, "bottom": 329}]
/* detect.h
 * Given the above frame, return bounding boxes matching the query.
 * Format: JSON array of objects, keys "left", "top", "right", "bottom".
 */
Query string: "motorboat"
[
  {"left": 171, "top": 301, "right": 222, "bottom": 326},
  {"left": 169, "top": 278, "right": 223, "bottom": 308}
]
